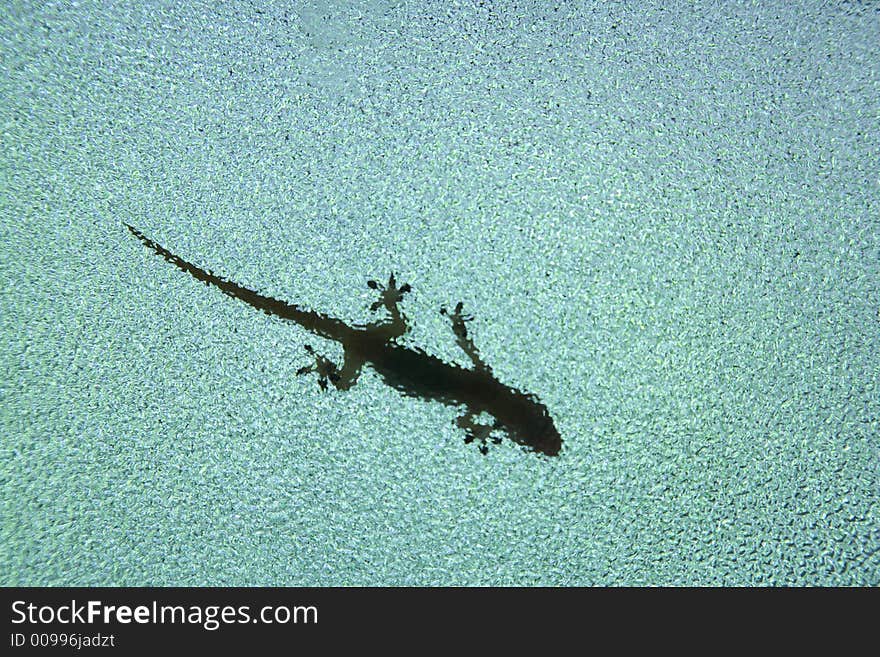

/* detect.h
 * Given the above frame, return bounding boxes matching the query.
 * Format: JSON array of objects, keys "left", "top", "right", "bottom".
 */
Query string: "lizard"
[{"left": 125, "top": 224, "right": 562, "bottom": 457}]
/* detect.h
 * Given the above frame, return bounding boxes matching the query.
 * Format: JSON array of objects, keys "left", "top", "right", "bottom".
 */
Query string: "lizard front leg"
[
  {"left": 441, "top": 302, "right": 492, "bottom": 374},
  {"left": 456, "top": 408, "right": 503, "bottom": 455}
]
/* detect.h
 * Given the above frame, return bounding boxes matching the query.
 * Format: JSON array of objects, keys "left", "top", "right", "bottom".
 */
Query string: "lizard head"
[
  {"left": 498, "top": 392, "right": 563, "bottom": 457},
  {"left": 523, "top": 410, "right": 563, "bottom": 457}
]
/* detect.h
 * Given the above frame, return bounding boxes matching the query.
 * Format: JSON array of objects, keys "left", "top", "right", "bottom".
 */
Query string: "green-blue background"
[{"left": 2, "top": 0, "right": 878, "bottom": 585}]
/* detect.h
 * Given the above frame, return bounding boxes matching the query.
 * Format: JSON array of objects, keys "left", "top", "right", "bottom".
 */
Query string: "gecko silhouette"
[{"left": 126, "top": 224, "right": 562, "bottom": 456}]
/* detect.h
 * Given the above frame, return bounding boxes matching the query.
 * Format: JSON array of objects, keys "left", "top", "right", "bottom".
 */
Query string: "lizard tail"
[{"left": 125, "top": 223, "right": 351, "bottom": 342}]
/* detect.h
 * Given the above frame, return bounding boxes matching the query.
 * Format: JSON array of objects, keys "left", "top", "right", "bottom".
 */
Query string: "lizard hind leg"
[
  {"left": 366, "top": 272, "right": 411, "bottom": 338},
  {"left": 367, "top": 272, "right": 411, "bottom": 314},
  {"left": 296, "top": 344, "right": 340, "bottom": 391},
  {"left": 295, "top": 344, "right": 364, "bottom": 392}
]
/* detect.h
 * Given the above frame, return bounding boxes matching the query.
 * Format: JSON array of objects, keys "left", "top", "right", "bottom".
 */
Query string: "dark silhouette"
[{"left": 126, "top": 224, "right": 562, "bottom": 456}]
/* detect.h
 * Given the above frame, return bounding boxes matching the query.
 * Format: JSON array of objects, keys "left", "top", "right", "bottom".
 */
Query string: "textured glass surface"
[{"left": 2, "top": 0, "right": 877, "bottom": 585}]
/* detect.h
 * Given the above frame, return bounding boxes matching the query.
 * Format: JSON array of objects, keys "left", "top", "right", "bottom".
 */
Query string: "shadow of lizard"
[{"left": 126, "top": 224, "right": 562, "bottom": 457}]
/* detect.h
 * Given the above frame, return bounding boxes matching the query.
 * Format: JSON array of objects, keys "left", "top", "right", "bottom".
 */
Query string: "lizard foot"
[
  {"left": 296, "top": 344, "right": 341, "bottom": 392},
  {"left": 367, "top": 272, "right": 411, "bottom": 313},
  {"left": 457, "top": 412, "right": 503, "bottom": 455}
]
